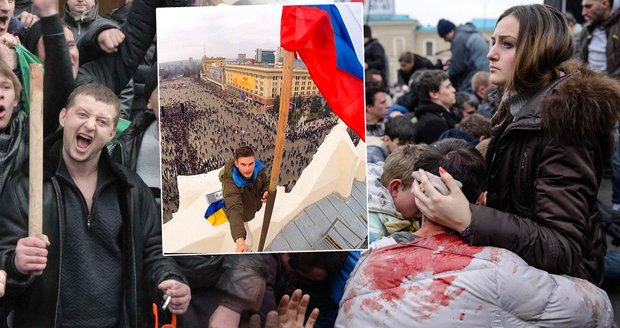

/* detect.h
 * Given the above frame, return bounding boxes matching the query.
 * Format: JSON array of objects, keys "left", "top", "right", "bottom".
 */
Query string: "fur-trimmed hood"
[
  {"left": 495, "top": 63, "right": 620, "bottom": 146},
  {"left": 540, "top": 65, "right": 620, "bottom": 144}
]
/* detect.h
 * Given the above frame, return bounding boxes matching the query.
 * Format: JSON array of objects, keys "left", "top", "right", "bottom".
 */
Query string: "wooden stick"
[
  {"left": 29, "top": 64, "right": 44, "bottom": 238},
  {"left": 257, "top": 50, "right": 294, "bottom": 251}
]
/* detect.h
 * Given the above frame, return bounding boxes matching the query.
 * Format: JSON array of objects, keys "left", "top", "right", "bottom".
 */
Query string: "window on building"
[{"left": 424, "top": 40, "right": 436, "bottom": 57}]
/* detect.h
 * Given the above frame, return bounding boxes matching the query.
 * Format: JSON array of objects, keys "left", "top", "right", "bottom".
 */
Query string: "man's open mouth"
[{"left": 76, "top": 133, "right": 92, "bottom": 149}]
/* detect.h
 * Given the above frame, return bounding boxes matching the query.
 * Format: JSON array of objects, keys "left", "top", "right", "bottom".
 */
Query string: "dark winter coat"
[
  {"left": 469, "top": 65, "right": 620, "bottom": 284},
  {"left": 74, "top": 0, "right": 159, "bottom": 96},
  {"left": 110, "top": 109, "right": 157, "bottom": 172},
  {"left": 108, "top": 2, "right": 158, "bottom": 118},
  {"left": 219, "top": 159, "right": 269, "bottom": 242},
  {"left": 0, "top": 13, "right": 72, "bottom": 195},
  {"left": 0, "top": 131, "right": 187, "bottom": 327},
  {"left": 414, "top": 101, "right": 459, "bottom": 145},
  {"left": 364, "top": 38, "right": 388, "bottom": 82}
]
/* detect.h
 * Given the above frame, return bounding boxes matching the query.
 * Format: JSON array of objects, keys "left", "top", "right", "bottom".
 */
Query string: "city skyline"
[{"left": 156, "top": 3, "right": 363, "bottom": 65}]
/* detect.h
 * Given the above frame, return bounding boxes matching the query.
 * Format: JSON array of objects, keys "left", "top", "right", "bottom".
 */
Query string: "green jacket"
[{"left": 219, "top": 159, "right": 268, "bottom": 242}]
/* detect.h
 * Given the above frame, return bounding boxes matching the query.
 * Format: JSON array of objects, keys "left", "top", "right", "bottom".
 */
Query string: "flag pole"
[
  {"left": 257, "top": 50, "right": 294, "bottom": 251},
  {"left": 29, "top": 63, "right": 44, "bottom": 239}
]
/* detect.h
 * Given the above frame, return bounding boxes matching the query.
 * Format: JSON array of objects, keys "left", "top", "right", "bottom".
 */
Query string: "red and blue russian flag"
[{"left": 281, "top": 4, "right": 365, "bottom": 141}]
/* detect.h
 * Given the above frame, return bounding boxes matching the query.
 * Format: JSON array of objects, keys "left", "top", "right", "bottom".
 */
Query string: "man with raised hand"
[{"left": 0, "top": 83, "right": 190, "bottom": 327}]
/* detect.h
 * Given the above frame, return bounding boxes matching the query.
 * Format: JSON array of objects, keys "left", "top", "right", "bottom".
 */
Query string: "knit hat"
[
  {"left": 437, "top": 19, "right": 456, "bottom": 38},
  {"left": 144, "top": 64, "right": 159, "bottom": 100}
]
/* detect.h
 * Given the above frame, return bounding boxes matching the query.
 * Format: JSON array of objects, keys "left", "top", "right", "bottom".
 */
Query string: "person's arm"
[
  {"left": 76, "top": 18, "right": 122, "bottom": 64},
  {"left": 136, "top": 172, "right": 190, "bottom": 313},
  {"left": 249, "top": 289, "right": 320, "bottom": 328},
  {"left": 17, "top": 11, "right": 39, "bottom": 29},
  {"left": 414, "top": 141, "right": 599, "bottom": 279},
  {"left": 0, "top": 177, "right": 38, "bottom": 297},
  {"left": 417, "top": 55, "right": 442, "bottom": 70},
  {"left": 497, "top": 252, "right": 613, "bottom": 327},
  {"left": 0, "top": 270, "right": 6, "bottom": 297},
  {"left": 416, "top": 118, "right": 449, "bottom": 145},
  {"left": 39, "top": 13, "right": 75, "bottom": 137},
  {"left": 222, "top": 173, "right": 249, "bottom": 243},
  {"left": 76, "top": 0, "right": 161, "bottom": 93},
  {"left": 259, "top": 169, "right": 269, "bottom": 197},
  {"left": 473, "top": 141, "right": 598, "bottom": 276}
]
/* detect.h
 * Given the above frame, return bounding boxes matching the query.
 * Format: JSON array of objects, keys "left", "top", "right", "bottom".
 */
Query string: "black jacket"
[
  {"left": 108, "top": 2, "right": 158, "bottom": 118},
  {"left": 0, "top": 11, "right": 76, "bottom": 197},
  {"left": 110, "top": 109, "right": 157, "bottom": 172},
  {"left": 364, "top": 38, "right": 388, "bottom": 82},
  {"left": 0, "top": 131, "right": 187, "bottom": 327},
  {"left": 75, "top": 0, "right": 160, "bottom": 96},
  {"left": 0, "top": 111, "right": 28, "bottom": 196},
  {"left": 469, "top": 65, "right": 620, "bottom": 284},
  {"left": 414, "top": 101, "right": 459, "bottom": 145}
]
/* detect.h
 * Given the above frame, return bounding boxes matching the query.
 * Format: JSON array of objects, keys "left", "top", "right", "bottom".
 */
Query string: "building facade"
[
  {"left": 223, "top": 64, "right": 320, "bottom": 107},
  {"left": 364, "top": 0, "right": 494, "bottom": 87}
]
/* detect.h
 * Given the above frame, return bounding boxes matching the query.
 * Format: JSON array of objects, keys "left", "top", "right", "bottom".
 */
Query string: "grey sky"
[
  {"left": 157, "top": 5, "right": 282, "bottom": 62},
  {"left": 157, "top": 3, "right": 364, "bottom": 63},
  {"left": 158, "top": 0, "right": 541, "bottom": 62},
  {"left": 394, "top": 0, "right": 544, "bottom": 26}
]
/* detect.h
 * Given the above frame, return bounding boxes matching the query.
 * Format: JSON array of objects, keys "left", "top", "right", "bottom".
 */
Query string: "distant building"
[
  {"left": 237, "top": 53, "right": 247, "bottom": 64},
  {"left": 366, "top": 12, "right": 494, "bottom": 86},
  {"left": 256, "top": 48, "right": 276, "bottom": 64},
  {"left": 201, "top": 56, "right": 226, "bottom": 87},
  {"left": 224, "top": 64, "right": 320, "bottom": 106},
  {"left": 276, "top": 47, "right": 285, "bottom": 64},
  {"left": 201, "top": 56, "right": 226, "bottom": 72}
]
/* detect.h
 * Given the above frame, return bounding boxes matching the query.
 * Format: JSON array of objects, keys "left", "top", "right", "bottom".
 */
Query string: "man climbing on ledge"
[{"left": 220, "top": 146, "right": 268, "bottom": 252}]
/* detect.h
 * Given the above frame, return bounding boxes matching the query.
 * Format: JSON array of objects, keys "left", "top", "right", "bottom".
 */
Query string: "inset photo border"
[{"left": 157, "top": 3, "right": 368, "bottom": 254}]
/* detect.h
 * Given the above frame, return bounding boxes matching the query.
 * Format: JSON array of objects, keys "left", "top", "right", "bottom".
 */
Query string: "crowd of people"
[
  {"left": 159, "top": 77, "right": 339, "bottom": 222},
  {"left": 363, "top": 2, "right": 620, "bottom": 326},
  {"left": 0, "top": 0, "right": 616, "bottom": 327}
]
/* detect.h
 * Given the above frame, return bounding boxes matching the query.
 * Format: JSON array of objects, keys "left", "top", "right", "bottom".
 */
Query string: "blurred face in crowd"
[
  {"left": 389, "top": 180, "right": 419, "bottom": 221},
  {"left": 370, "top": 73, "right": 383, "bottom": 86},
  {"left": 431, "top": 79, "right": 456, "bottom": 109},
  {"left": 0, "top": 0, "right": 15, "bottom": 36},
  {"left": 37, "top": 27, "right": 80, "bottom": 79},
  {"left": 383, "top": 136, "right": 400, "bottom": 154},
  {"left": 68, "top": 0, "right": 96, "bottom": 13},
  {"left": 582, "top": 0, "right": 610, "bottom": 24},
  {"left": 59, "top": 95, "right": 116, "bottom": 167},
  {"left": 366, "top": 91, "right": 388, "bottom": 123},
  {"left": 442, "top": 30, "right": 455, "bottom": 42},
  {"left": 399, "top": 60, "right": 413, "bottom": 73},
  {"left": 487, "top": 15, "right": 518, "bottom": 87},
  {"left": 235, "top": 155, "right": 255, "bottom": 179},
  {"left": 0, "top": 73, "right": 19, "bottom": 130},
  {"left": 462, "top": 104, "right": 476, "bottom": 119}
]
